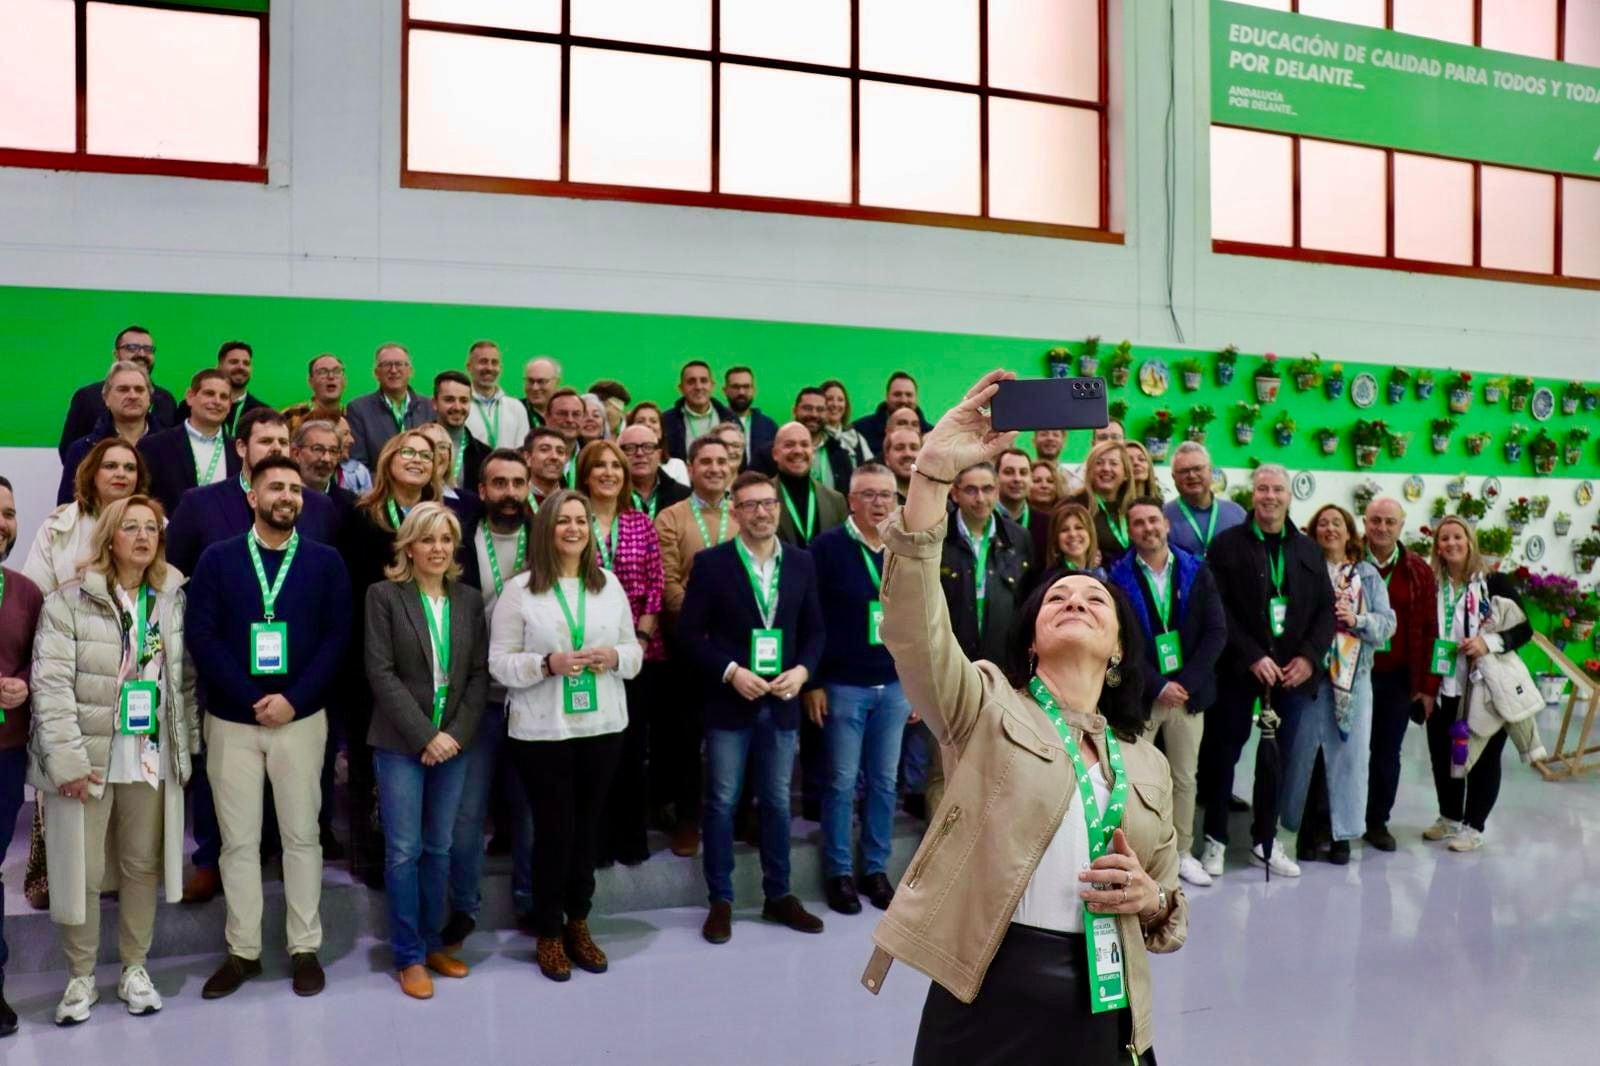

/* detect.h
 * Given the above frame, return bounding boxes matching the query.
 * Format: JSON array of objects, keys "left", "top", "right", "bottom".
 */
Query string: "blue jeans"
[
  {"left": 703, "top": 707, "right": 798, "bottom": 903},
  {"left": 449, "top": 702, "right": 534, "bottom": 919},
  {"left": 822, "top": 683, "right": 912, "bottom": 878},
  {"left": 374, "top": 748, "right": 470, "bottom": 968},
  {"left": 0, "top": 747, "right": 26, "bottom": 978}
]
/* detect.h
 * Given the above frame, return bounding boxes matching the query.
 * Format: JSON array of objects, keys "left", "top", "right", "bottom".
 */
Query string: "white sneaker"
[
  {"left": 1447, "top": 826, "right": 1484, "bottom": 852},
  {"left": 1179, "top": 853, "right": 1214, "bottom": 887},
  {"left": 1249, "top": 840, "right": 1302, "bottom": 877},
  {"left": 55, "top": 975, "right": 98, "bottom": 1026},
  {"left": 1422, "top": 817, "right": 1461, "bottom": 841},
  {"left": 1199, "top": 836, "right": 1226, "bottom": 878},
  {"left": 1524, "top": 744, "right": 1548, "bottom": 764},
  {"left": 117, "top": 965, "right": 163, "bottom": 1016}
]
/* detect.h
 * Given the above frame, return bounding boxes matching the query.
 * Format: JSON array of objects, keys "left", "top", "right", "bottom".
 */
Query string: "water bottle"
[{"left": 1449, "top": 719, "right": 1470, "bottom": 780}]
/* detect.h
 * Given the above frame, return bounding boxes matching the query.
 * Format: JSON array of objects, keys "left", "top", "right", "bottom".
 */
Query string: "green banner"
[{"left": 1210, "top": 0, "right": 1600, "bottom": 178}]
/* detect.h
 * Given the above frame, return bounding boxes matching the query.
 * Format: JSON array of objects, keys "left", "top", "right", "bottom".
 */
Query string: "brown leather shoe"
[
  {"left": 182, "top": 867, "right": 222, "bottom": 905},
  {"left": 425, "top": 952, "right": 469, "bottom": 979},
  {"left": 563, "top": 919, "right": 608, "bottom": 974},
  {"left": 669, "top": 822, "right": 700, "bottom": 858},
  {"left": 398, "top": 964, "right": 433, "bottom": 1000},
  {"left": 762, "top": 895, "right": 825, "bottom": 934},
  {"left": 24, "top": 883, "right": 48, "bottom": 911},
  {"left": 702, "top": 900, "right": 733, "bottom": 945},
  {"left": 290, "top": 953, "right": 325, "bottom": 997},
  {"left": 201, "top": 954, "right": 262, "bottom": 1000},
  {"left": 536, "top": 937, "right": 571, "bottom": 982}
]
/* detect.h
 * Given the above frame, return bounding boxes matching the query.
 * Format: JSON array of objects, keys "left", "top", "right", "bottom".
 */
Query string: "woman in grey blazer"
[{"left": 364, "top": 502, "right": 488, "bottom": 1000}]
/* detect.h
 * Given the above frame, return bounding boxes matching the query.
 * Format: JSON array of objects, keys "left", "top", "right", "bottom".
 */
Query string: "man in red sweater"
[{"left": 1361, "top": 497, "right": 1441, "bottom": 852}]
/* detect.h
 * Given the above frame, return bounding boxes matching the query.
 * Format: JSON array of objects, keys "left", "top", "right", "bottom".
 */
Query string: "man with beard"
[
  {"left": 57, "top": 361, "right": 157, "bottom": 504},
  {"left": 522, "top": 427, "right": 570, "bottom": 509},
  {"left": 851, "top": 371, "right": 932, "bottom": 459},
  {"left": 58, "top": 325, "right": 179, "bottom": 453},
  {"left": 622, "top": 423, "right": 689, "bottom": 520},
  {"left": 883, "top": 425, "right": 921, "bottom": 503},
  {"left": 178, "top": 341, "right": 268, "bottom": 435},
  {"left": 771, "top": 386, "right": 853, "bottom": 490},
  {"left": 464, "top": 340, "right": 530, "bottom": 451},
  {"left": 186, "top": 456, "right": 351, "bottom": 1000},
  {"left": 722, "top": 366, "right": 779, "bottom": 470},
  {"left": 140, "top": 368, "right": 244, "bottom": 516},
  {"left": 345, "top": 343, "right": 436, "bottom": 468},
  {"left": 662, "top": 361, "right": 735, "bottom": 461},
  {"left": 431, "top": 371, "right": 492, "bottom": 492},
  {"left": 291, "top": 420, "right": 355, "bottom": 516},
  {"left": 442, "top": 450, "right": 538, "bottom": 943},
  {"left": 282, "top": 354, "right": 348, "bottom": 435}
]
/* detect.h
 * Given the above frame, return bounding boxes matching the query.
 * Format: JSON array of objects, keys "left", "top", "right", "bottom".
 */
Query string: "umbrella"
[{"left": 1250, "top": 690, "right": 1283, "bottom": 882}]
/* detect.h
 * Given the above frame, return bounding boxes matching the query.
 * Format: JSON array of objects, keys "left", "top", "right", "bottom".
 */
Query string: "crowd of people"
[{"left": 0, "top": 329, "right": 1541, "bottom": 1046}]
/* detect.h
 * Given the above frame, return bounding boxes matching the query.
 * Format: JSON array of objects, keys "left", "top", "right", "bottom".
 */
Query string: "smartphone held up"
[{"left": 988, "top": 376, "right": 1110, "bottom": 433}]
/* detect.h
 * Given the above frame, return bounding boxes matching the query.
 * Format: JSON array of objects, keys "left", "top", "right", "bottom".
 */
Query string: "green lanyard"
[
  {"left": 418, "top": 585, "right": 452, "bottom": 680},
  {"left": 449, "top": 429, "right": 466, "bottom": 486},
  {"left": 1017, "top": 502, "right": 1031, "bottom": 528},
  {"left": 1137, "top": 557, "right": 1174, "bottom": 633},
  {"left": 1028, "top": 676, "right": 1128, "bottom": 856},
  {"left": 685, "top": 409, "right": 715, "bottom": 441},
  {"left": 691, "top": 498, "right": 731, "bottom": 548},
  {"left": 128, "top": 584, "right": 156, "bottom": 667},
  {"left": 225, "top": 401, "right": 245, "bottom": 439},
  {"left": 1366, "top": 549, "right": 1398, "bottom": 588},
  {"left": 1441, "top": 579, "right": 1466, "bottom": 638},
  {"left": 1097, "top": 497, "right": 1129, "bottom": 549},
  {"left": 0, "top": 570, "right": 5, "bottom": 611},
  {"left": 553, "top": 578, "right": 587, "bottom": 651},
  {"left": 633, "top": 488, "right": 658, "bottom": 521},
  {"left": 475, "top": 394, "right": 501, "bottom": 445},
  {"left": 1250, "top": 520, "right": 1286, "bottom": 594},
  {"left": 563, "top": 455, "right": 575, "bottom": 488},
  {"left": 384, "top": 394, "right": 409, "bottom": 434},
  {"left": 845, "top": 519, "right": 883, "bottom": 591},
  {"left": 592, "top": 514, "right": 620, "bottom": 569},
  {"left": 238, "top": 471, "right": 250, "bottom": 493},
  {"left": 962, "top": 516, "right": 994, "bottom": 633},
  {"left": 1177, "top": 499, "right": 1218, "bottom": 552},
  {"left": 191, "top": 430, "right": 224, "bottom": 485},
  {"left": 734, "top": 538, "right": 782, "bottom": 628},
  {"left": 780, "top": 482, "right": 817, "bottom": 543},
  {"left": 246, "top": 530, "right": 300, "bottom": 621},
  {"left": 483, "top": 526, "right": 526, "bottom": 596},
  {"left": 386, "top": 498, "right": 410, "bottom": 530},
  {"left": 810, "top": 447, "right": 832, "bottom": 489}
]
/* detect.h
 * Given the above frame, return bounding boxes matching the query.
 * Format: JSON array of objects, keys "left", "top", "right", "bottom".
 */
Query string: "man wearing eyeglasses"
[
  {"left": 290, "top": 420, "right": 355, "bottom": 512},
  {"left": 283, "top": 354, "right": 348, "bottom": 436},
  {"left": 58, "top": 325, "right": 180, "bottom": 456},
  {"left": 344, "top": 343, "right": 435, "bottom": 469},
  {"left": 803, "top": 464, "right": 909, "bottom": 916}
]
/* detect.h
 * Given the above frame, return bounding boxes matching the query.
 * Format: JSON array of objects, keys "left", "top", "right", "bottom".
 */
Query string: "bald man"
[
  {"left": 770, "top": 422, "right": 847, "bottom": 549},
  {"left": 1360, "top": 496, "right": 1440, "bottom": 852},
  {"left": 522, "top": 356, "right": 562, "bottom": 429}
]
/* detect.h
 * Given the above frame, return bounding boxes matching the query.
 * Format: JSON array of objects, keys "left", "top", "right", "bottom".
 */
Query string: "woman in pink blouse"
[{"left": 579, "top": 441, "right": 666, "bottom": 866}]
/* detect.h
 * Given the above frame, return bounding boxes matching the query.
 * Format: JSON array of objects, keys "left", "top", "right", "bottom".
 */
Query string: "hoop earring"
[{"left": 1105, "top": 654, "right": 1122, "bottom": 688}]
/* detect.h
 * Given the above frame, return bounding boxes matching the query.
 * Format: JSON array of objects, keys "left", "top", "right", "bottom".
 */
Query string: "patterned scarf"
[{"left": 1328, "top": 562, "right": 1365, "bottom": 740}]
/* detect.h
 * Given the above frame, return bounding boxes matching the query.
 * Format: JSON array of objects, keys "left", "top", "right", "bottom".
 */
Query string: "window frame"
[
  {"left": 1212, "top": 0, "right": 1599, "bottom": 291},
  {"left": 401, "top": 0, "right": 1120, "bottom": 242},
  {"left": 0, "top": 0, "right": 268, "bottom": 183}
]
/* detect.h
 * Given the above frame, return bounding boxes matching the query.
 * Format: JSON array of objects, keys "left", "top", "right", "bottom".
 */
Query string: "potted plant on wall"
[
  {"left": 1230, "top": 486, "right": 1255, "bottom": 510},
  {"left": 1431, "top": 497, "right": 1448, "bottom": 521},
  {"left": 1386, "top": 426, "right": 1412, "bottom": 459},
  {"left": 1528, "top": 430, "right": 1557, "bottom": 475},
  {"left": 1531, "top": 495, "right": 1551, "bottom": 519},
  {"left": 1323, "top": 361, "right": 1345, "bottom": 400},
  {"left": 1414, "top": 369, "right": 1436, "bottom": 401},
  {"left": 1188, "top": 404, "right": 1216, "bottom": 443},
  {"left": 1562, "top": 380, "right": 1586, "bottom": 416},
  {"left": 1464, "top": 432, "right": 1491, "bottom": 456},
  {"left": 1483, "top": 376, "right": 1508, "bottom": 405},
  {"left": 1430, "top": 417, "right": 1456, "bottom": 454},
  {"left": 1109, "top": 399, "right": 1128, "bottom": 428},
  {"left": 1585, "top": 384, "right": 1600, "bottom": 413},
  {"left": 1144, "top": 409, "right": 1175, "bottom": 460},
  {"left": 1475, "top": 526, "right": 1512, "bottom": 571},
  {"left": 1078, "top": 336, "right": 1101, "bottom": 376},
  {"left": 1273, "top": 411, "right": 1296, "bottom": 447},
  {"left": 1254, "top": 353, "right": 1282, "bottom": 403},
  {"left": 1315, "top": 426, "right": 1340, "bottom": 455},
  {"left": 1046, "top": 345, "right": 1075, "bottom": 379},
  {"left": 1288, "top": 355, "right": 1322, "bottom": 392},
  {"left": 1177, "top": 356, "right": 1205, "bottom": 392},
  {"left": 1406, "top": 531, "right": 1434, "bottom": 560},
  {"left": 1455, "top": 492, "right": 1487, "bottom": 527},
  {"left": 1353, "top": 478, "right": 1382, "bottom": 512},
  {"left": 1352, "top": 419, "right": 1385, "bottom": 468},
  {"left": 1387, "top": 367, "right": 1411, "bottom": 404},
  {"left": 1216, "top": 344, "right": 1239, "bottom": 386},
  {"left": 1233, "top": 402, "right": 1261, "bottom": 445},
  {"left": 1566, "top": 427, "right": 1590, "bottom": 466},
  {"left": 1446, "top": 474, "right": 1466, "bottom": 499},
  {"left": 1504, "top": 424, "right": 1528, "bottom": 463},
  {"left": 1447, "top": 371, "right": 1474, "bottom": 414},
  {"left": 1577, "top": 527, "right": 1600, "bottom": 574},
  {"left": 1554, "top": 511, "right": 1573, "bottom": 537},
  {"left": 1509, "top": 376, "right": 1534, "bottom": 412},
  {"left": 1505, "top": 497, "right": 1532, "bottom": 534},
  {"left": 1106, "top": 341, "right": 1135, "bottom": 387},
  {"left": 1572, "top": 597, "right": 1599, "bottom": 643}
]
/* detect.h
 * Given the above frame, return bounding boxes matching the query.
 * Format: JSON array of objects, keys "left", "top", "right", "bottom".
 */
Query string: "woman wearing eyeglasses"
[{"left": 31, "top": 495, "right": 198, "bottom": 1024}]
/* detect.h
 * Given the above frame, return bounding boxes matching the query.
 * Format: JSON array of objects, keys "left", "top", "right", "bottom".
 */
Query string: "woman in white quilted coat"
[{"left": 30, "top": 495, "right": 197, "bottom": 1026}]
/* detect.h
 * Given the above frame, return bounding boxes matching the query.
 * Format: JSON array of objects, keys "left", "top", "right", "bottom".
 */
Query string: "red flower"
[{"left": 1264, "top": 352, "right": 1277, "bottom": 363}]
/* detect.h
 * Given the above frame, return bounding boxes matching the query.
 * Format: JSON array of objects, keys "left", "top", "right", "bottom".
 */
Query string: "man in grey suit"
[{"left": 344, "top": 342, "right": 436, "bottom": 468}]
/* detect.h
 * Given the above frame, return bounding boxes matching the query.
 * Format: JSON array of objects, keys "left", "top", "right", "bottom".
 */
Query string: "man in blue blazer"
[
  {"left": 139, "top": 368, "right": 243, "bottom": 516},
  {"left": 680, "top": 471, "right": 826, "bottom": 946}
]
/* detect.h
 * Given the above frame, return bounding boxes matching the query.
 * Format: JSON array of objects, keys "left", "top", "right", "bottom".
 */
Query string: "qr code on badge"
[{"left": 572, "top": 691, "right": 592, "bottom": 711}]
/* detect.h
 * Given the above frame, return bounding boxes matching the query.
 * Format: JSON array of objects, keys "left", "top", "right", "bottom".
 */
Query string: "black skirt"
[{"left": 912, "top": 923, "right": 1156, "bottom": 1066}]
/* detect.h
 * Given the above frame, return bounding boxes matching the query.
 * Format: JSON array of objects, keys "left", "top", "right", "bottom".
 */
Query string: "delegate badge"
[
  {"left": 751, "top": 628, "right": 783, "bottom": 677},
  {"left": 1430, "top": 638, "right": 1458, "bottom": 676},
  {"left": 867, "top": 600, "right": 885, "bottom": 647},
  {"left": 1155, "top": 631, "right": 1183, "bottom": 675},
  {"left": 250, "top": 621, "right": 288, "bottom": 676},
  {"left": 563, "top": 669, "right": 599, "bottom": 714},
  {"left": 119, "top": 680, "right": 160, "bottom": 736},
  {"left": 1087, "top": 913, "right": 1128, "bottom": 1013},
  {"left": 1268, "top": 595, "right": 1289, "bottom": 638}
]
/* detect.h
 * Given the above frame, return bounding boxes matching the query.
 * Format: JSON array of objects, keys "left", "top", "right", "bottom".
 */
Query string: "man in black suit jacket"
[
  {"left": 722, "top": 366, "right": 780, "bottom": 470},
  {"left": 57, "top": 360, "right": 159, "bottom": 504},
  {"left": 1199, "top": 464, "right": 1335, "bottom": 880},
  {"left": 661, "top": 360, "right": 735, "bottom": 461},
  {"left": 139, "top": 368, "right": 243, "bottom": 516},
  {"left": 290, "top": 417, "right": 358, "bottom": 522},
  {"left": 431, "top": 370, "right": 492, "bottom": 492},
  {"left": 621, "top": 423, "right": 689, "bottom": 520},
  {"left": 174, "top": 340, "right": 269, "bottom": 434},
  {"left": 58, "top": 325, "right": 179, "bottom": 455},
  {"left": 680, "top": 472, "right": 826, "bottom": 945}
]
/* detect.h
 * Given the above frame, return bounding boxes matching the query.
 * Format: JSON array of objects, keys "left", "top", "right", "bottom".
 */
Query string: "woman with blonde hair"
[
  {"left": 1121, "top": 442, "right": 1162, "bottom": 502},
  {"left": 365, "top": 502, "right": 489, "bottom": 999},
  {"left": 1046, "top": 502, "right": 1104, "bottom": 578},
  {"left": 489, "top": 489, "right": 643, "bottom": 982},
  {"left": 1069, "top": 441, "right": 1136, "bottom": 569},
  {"left": 31, "top": 495, "right": 198, "bottom": 1024}
]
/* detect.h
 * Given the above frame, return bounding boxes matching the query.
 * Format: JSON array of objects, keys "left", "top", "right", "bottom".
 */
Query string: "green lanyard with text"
[
  {"left": 691, "top": 498, "right": 731, "bottom": 548},
  {"left": 1251, "top": 520, "right": 1286, "bottom": 594},
  {"left": 418, "top": 585, "right": 451, "bottom": 727},
  {"left": 386, "top": 498, "right": 413, "bottom": 530},
  {"left": 593, "top": 514, "right": 620, "bottom": 570},
  {"left": 633, "top": 489, "right": 659, "bottom": 521},
  {"left": 1137, "top": 558, "right": 1174, "bottom": 633},
  {"left": 247, "top": 531, "right": 299, "bottom": 621},
  {"left": 450, "top": 430, "right": 466, "bottom": 486},
  {"left": 225, "top": 401, "right": 245, "bottom": 439},
  {"left": 734, "top": 538, "right": 781, "bottom": 628},
  {"left": 1177, "top": 499, "right": 1218, "bottom": 552},
  {"left": 846, "top": 519, "right": 885, "bottom": 645},
  {"left": 483, "top": 526, "right": 527, "bottom": 596},
  {"left": 475, "top": 395, "right": 501, "bottom": 446},
  {"left": 192, "top": 432, "right": 224, "bottom": 485},
  {"left": 554, "top": 579, "right": 601, "bottom": 713},
  {"left": 384, "top": 394, "right": 409, "bottom": 434},
  {"left": 963, "top": 517, "right": 994, "bottom": 633},
  {"left": 1251, "top": 520, "right": 1288, "bottom": 637},
  {"left": 1097, "top": 497, "right": 1129, "bottom": 549},
  {"left": 780, "top": 482, "right": 817, "bottom": 543}
]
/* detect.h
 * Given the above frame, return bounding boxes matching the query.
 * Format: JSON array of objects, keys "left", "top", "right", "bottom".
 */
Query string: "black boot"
[{"left": 0, "top": 982, "right": 17, "bottom": 1038}]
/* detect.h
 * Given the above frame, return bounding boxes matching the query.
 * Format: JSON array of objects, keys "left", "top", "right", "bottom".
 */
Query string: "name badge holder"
[
  {"left": 1155, "top": 632, "right": 1183, "bottom": 675},
  {"left": 246, "top": 532, "right": 300, "bottom": 677},
  {"left": 849, "top": 520, "right": 887, "bottom": 648},
  {"left": 1430, "top": 638, "right": 1458, "bottom": 677},
  {"left": 119, "top": 679, "right": 160, "bottom": 736},
  {"left": 553, "top": 579, "right": 599, "bottom": 715},
  {"left": 751, "top": 629, "right": 784, "bottom": 677},
  {"left": 867, "top": 602, "right": 885, "bottom": 647},
  {"left": 736, "top": 537, "right": 785, "bottom": 678},
  {"left": 1268, "top": 596, "right": 1289, "bottom": 638}
]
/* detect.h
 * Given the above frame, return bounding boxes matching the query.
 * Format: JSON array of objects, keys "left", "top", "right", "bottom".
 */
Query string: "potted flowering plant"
[
  {"left": 1553, "top": 511, "right": 1573, "bottom": 537},
  {"left": 1106, "top": 341, "right": 1135, "bottom": 387},
  {"left": 1414, "top": 368, "right": 1436, "bottom": 401},
  {"left": 1143, "top": 409, "right": 1175, "bottom": 460},
  {"left": 1188, "top": 404, "right": 1216, "bottom": 443},
  {"left": 1455, "top": 492, "right": 1487, "bottom": 527},
  {"left": 1524, "top": 571, "right": 1581, "bottom": 618},
  {"left": 1230, "top": 487, "right": 1255, "bottom": 510},
  {"left": 1387, "top": 367, "right": 1411, "bottom": 404},
  {"left": 1406, "top": 532, "right": 1434, "bottom": 559},
  {"left": 1505, "top": 497, "right": 1532, "bottom": 533},
  {"left": 1386, "top": 427, "right": 1412, "bottom": 459},
  {"left": 1464, "top": 432, "right": 1491, "bottom": 456},
  {"left": 1323, "top": 362, "right": 1345, "bottom": 400},
  {"left": 1566, "top": 427, "right": 1590, "bottom": 466},
  {"left": 1531, "top": 495, "right": 1551, "bottom": 519},
  {"left": 1046, "top": 345, "right": 1075, "bottom": 379},
  {"left": 1078, "top": 336, "right": 1101, "bottom": 376},
  {"left": 1233, "top": 402, "right": 1261, "bottom": 445},
  {"left": 1429, "top": 417, "right": 1456, "bottom": 454},
  {"left": 1272, "top": 411, "right": 1296, "bottom": 447},
  {"left": 1431, "top": 497, "right": 1448, "bottom": 520},
  {"left": 1573, "top": 597, "right": 1600, "bottom": 643},
  {"left": 1215, "top": 344, "right": 1239, "bottom": 386},
  {"left": 1475, "top": 526, "right": 1512, "bottom": 570},
  {"left": 1447, "top": 371, "right": 1474, "bottom": 414},
  {"left": 1353, "top": 478, "right": 1382, "bottom": 512},
  {"left": 1504, "top": 423, "right": 1528, "bottom": 463},
  {"left": 1585, "top": 384, "right": 1600, "bottom": 413},
  {"left": 1509, "top": 376, "right": 1534, "bottom": 412},
  {"left": 1352, "top": 419, "right": 1385, "bottom": 468},
  {"left": 1483, "top": 376, "right": 1508, "bottom": 405},
  {"left": 1288, "top": 355, "right": 1322, "bottom": 392},
  {"left": 1315, "top": 426, "right": 1339, "bottom": 455},
  {"left": 1528, "top": 430, "right": 1557, "bottom": 475},
  {"left": 1576, "top": 527, "right": 1600, "bottom": 573},
  {"left": 1176, "top": 356, "right": 1205, "bottom": 392},
  {"left": 1562, "top": 380, "right": 1586, "bottom": 416},
  {"left": 1254, "top": 353, "right": 1282, "bottom": 403}
]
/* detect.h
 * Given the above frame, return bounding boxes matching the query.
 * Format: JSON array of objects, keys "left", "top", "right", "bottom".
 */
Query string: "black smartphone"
[{"left": 990, "top": 377, "right": 1109, "bottom": 432}]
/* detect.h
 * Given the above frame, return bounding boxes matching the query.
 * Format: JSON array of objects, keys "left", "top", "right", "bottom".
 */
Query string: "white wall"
[{"left": 1, "top": 0, "right": 1596, "bottom": 549}]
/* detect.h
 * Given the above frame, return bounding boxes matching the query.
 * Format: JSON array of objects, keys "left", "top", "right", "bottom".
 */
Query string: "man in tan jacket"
[{"left": 654, "top": 435, "right": 739, "bottom": 856}]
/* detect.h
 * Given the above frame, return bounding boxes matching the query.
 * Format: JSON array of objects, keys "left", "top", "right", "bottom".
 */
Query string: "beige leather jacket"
[{"left": 861, "top": 512, "right": 1188, "bottom": 1055}]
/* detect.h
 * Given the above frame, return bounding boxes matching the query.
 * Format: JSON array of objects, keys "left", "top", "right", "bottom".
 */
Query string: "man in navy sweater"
[
  {"left": 803, "top": 463, "right": 909, "bottom": 916},
  {"left": 186, "top": 455, "right": 351, "bottom": 1001},
  {"left": 680, "top": 471, "right": 826, "bottom": 945}
]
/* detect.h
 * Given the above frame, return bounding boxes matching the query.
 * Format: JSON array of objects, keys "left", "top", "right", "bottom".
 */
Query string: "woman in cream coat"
[{"left": 30, "top": 495, "right": 197, "bottom": 1025}]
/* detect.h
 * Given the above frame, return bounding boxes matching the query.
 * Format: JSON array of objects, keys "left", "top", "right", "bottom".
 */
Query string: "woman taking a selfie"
[{"left": 863, "top": 371, "right": 1185, "bottom": 1065}]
